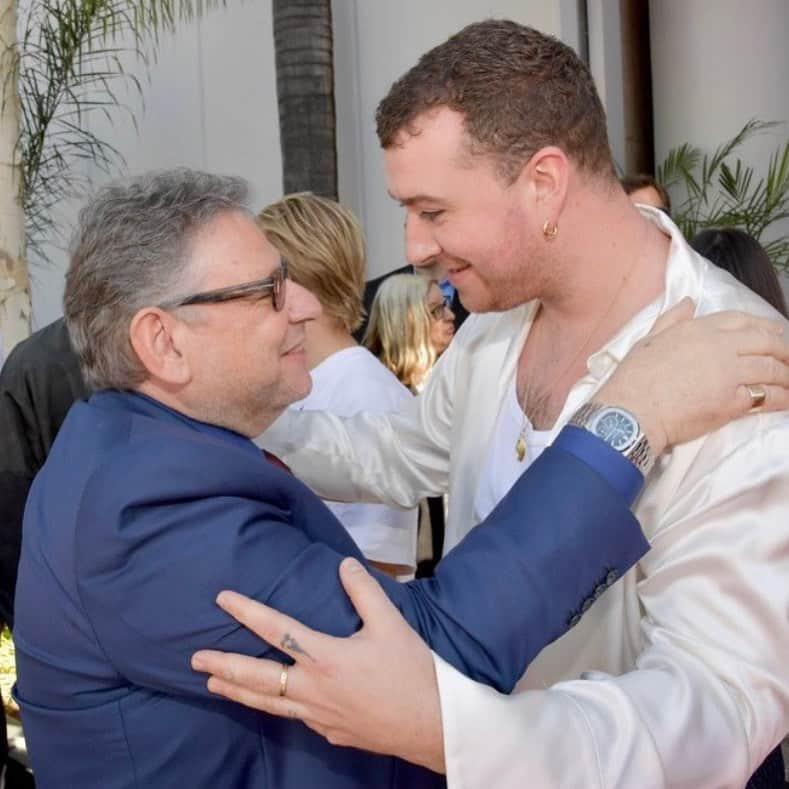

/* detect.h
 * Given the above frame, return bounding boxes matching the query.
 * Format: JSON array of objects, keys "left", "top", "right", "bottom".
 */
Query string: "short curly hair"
[{"left": 376, "top": 19, "right": 614, "bottom": 182}]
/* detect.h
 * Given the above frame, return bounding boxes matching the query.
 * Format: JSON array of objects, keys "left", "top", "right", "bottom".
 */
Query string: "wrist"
[
  {"left": 419, "top": 666, "right": 446, "bottom": 774},
  {"left": 624, "top": 411, "right": 665, "bottom": 458},
  {"left": 402, "top": 677, "right": 445, "bottom": 774},
  {"left": 568, "top": 400, "right": 658, "bottom": 477},
  {"left": 593, "top": 383, "right": 667, "bottom": 457}
]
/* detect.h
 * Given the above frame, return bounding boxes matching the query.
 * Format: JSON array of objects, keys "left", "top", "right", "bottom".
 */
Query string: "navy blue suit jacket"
[{"left": 14, "top": 391, "right": 647, "bottom": 788}]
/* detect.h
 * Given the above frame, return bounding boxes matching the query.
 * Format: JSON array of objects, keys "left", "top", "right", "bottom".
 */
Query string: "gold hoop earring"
[{"left": 542, "top": 220, "right": 559, "bottom": 240}]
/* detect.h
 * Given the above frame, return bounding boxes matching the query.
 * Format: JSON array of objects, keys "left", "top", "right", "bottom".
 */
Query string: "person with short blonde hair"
[
  {"left": 258, "top": 193, "right": 418, "bottom": 576},
  {"left": 258, "top": 192, "right": 366, "bottom": 334}
]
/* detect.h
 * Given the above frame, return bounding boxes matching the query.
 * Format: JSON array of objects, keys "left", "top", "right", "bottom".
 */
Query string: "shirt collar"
[{"left": 583, "top": 206, "right": 707, "bottom": 378}]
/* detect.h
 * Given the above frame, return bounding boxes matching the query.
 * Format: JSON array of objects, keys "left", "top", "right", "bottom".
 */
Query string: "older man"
[
  {"left": 13, "top": 168, "right": 740, "bottom": 789},
  {"left": 204, "top": 20, "right": 789, "bottom": 789}
]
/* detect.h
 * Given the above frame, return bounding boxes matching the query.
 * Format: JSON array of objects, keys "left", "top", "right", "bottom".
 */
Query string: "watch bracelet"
[{"left": 568, "top": 401, "right": 655, "bottom": 476}]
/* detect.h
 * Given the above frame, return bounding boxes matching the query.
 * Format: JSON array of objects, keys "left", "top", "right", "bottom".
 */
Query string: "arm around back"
[{"left": 70, "top": 424, "right": 646, "bottom": 702}]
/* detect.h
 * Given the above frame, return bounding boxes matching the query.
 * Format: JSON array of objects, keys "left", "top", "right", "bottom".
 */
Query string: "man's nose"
[
  {"left": 287, "top": 281, "right": 322, "bottom": 322},
  {"left": 404, "top": 214, "right": 441, "bottom": 268}
]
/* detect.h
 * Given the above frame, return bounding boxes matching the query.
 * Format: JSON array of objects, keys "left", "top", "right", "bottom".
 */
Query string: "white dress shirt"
[{"left": 262, "top": 209, "right": 789, "bottom": 787}]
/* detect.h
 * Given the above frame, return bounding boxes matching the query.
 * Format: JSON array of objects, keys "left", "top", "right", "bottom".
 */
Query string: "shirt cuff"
[{"left": 553, "top": 424, "right": 644, "bottom": 507}]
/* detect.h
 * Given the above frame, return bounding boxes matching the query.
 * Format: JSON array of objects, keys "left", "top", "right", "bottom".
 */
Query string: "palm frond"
[
  {"left": 762, "top": 237, "right": 789, "bottom": 273},
  {"left": 704, "top": 119, "right": 777, "bottom": 180},
  {"left": 658, "top": 119, "right": 789, "bottom": 276},
  {"left": 656, "top": 142, "right": 701, "bottom": 191},
  {"left": 11, "top": 0, "right": 226, "bottom": 254},
  {"left": 763, "top": 140, "right": 789, "bottom": 217}
]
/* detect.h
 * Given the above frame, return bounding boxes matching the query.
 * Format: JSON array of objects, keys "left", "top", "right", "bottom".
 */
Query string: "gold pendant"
[{"left": 515, "top": 436, "right": 526, "bottom": 462}]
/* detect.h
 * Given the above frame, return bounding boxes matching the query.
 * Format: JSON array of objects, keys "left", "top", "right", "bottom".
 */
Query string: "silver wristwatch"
[{"left": 569, "top": 402, "right": 655, "bottom": 476}]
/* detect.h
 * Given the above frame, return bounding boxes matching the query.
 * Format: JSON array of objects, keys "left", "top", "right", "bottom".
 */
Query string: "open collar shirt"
[{"left": 263, "top": 209, "right": 789, "bottom": 787}]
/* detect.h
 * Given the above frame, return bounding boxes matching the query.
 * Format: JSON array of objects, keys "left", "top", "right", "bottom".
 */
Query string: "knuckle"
[
  {"left": 762, "top": 356, "right": 779, "bottom": 381},
  {"left": 320, "top": 659, "right": 341, "bottom": 682},
  {"left": 758, "top": 327, "right": 774, "bottom": 353},
  {"left": 735, "top": 388, "right": 751, "bottom": 413}
]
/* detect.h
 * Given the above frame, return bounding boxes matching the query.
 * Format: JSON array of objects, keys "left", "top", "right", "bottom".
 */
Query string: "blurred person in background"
[
  {"left": 692, "top": 227, "right": 788, "bottom": 318},
  {"left": 356, "top": 266, "right": 468, "bottom": 342},
  {"left": 257, "top": 193, "right": 418, "bottom": 577},
  {"left": 362, "top": 272, "right": 456, "bottom": 575},
  {"left": 363, "top": 273, "right": 455, "bottom": 392},
  {"left": 621, "top": 173, "right": 671, "bottom": 215},
  {"left": 0, "top": 317, "right": 87, "bottom": 788},
  {"left": 692, "top": 226, "right": 788, "bottom": 786}
]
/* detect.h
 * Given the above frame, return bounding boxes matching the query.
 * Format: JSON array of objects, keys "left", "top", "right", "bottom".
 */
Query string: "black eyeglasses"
[
  {"left": 160, "top": 260, "right": 288, "bottom": 311},
  {"left": 428, "top": 295, "right": 451, "bottom": 319}
]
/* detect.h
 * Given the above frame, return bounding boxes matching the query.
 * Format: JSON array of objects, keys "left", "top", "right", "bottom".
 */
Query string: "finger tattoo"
[{"left": 281, "top": 632, "right": 313, "bottom": 660}]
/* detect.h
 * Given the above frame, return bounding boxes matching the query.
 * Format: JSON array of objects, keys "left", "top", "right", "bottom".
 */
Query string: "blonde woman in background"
[
  {"left": 257, "top": 193, "right": 417, "bottom": 577},
  {"left": 363, "top": 273, "right": 455, "bottom": 392},
  {"left": 363, "top": 273, "right": 456, "bottom": 574}
]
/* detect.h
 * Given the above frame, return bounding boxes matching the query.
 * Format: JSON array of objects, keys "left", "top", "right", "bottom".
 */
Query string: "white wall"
[
  {"left": 29, "top": 0, "right": 282, "bottom": 327},
  {"left": 650, "top": 0, "right": 789, "bottom": 299},
  {"left": 331, "top": 0, "right": 565, "bottom": 279},
  {"left": 586, "top": 0, "right": 626, "bottom": 170},
  {"left": 651, "top": 0, "right": 789, "bottom": 168}
]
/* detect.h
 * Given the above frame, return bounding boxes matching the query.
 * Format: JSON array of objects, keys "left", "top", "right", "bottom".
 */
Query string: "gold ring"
[
  {"left": 278, "top": 664, "right": 289, "bottom": 698},
  {"left": 747, "top": 384, "right": 767, "bottom": 411}
]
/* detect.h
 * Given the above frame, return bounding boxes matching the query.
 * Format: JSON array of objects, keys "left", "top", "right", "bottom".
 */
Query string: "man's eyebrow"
[{"left": 387, "top": 191, "right": 441, "bottom": 207}]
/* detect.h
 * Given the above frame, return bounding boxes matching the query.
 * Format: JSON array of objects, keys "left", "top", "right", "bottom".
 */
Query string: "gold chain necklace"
[{"left": 514, "top": 227, "right": 648, "bottom": 462}]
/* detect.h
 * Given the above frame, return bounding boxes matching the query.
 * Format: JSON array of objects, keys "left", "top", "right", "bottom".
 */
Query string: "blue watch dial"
[{"left": 592, "top": 408, "right": 637, "bottom": 451}]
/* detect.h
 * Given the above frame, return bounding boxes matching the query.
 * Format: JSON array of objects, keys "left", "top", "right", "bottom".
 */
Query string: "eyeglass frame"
[
  {"left": 159, "top": 260, "right": 289, "bottom": 311},
  {"left": 428, "top": 294, "right": 452, "bottom": 320}
]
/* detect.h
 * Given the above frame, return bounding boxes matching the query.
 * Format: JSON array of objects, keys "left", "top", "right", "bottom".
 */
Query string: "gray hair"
[{"left": 64, "top": 168, "right": 250, "bottom": 390}]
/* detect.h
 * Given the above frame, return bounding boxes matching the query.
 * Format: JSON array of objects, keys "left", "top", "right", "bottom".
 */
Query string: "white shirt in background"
[{"left": 288, "top": 346, "right": 418, "bottom": 569}]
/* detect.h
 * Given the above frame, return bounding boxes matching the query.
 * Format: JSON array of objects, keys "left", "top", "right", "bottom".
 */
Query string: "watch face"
[{"left": 592, "top": 407, "right": 638, "bottom": 451}]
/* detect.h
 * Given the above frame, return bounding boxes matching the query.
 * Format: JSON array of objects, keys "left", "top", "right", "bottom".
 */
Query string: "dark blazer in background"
[
  {"left": 0, "top": 317, "right": 86, "bottom": 785},
  {"left": 0, "top": 318, "right": 87, "bottom": 626}
]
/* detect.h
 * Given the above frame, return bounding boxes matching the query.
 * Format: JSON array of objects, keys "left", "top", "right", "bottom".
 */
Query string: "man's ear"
[
  {"left": 519, "top": 146, "right": 570, "bottom": 226},
  {"left": 129, "top": 307, "right": 191, "bottom": 386}
]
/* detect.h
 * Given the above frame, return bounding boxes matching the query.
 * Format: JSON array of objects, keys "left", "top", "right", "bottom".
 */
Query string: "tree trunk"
[
  {"left": 272, "top": 0, "right": 337, "bottom": 199},
  {"left": 0, "top": 1, "right": 31, "bottom": 362}
]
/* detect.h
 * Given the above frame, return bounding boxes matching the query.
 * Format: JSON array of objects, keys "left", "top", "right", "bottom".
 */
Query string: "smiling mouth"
[
  {"left": 283, "top": 342, "right": 304, "bottom": 356},
  {"left": 446, "top": 262, "right": 471, "bottom": 276}
]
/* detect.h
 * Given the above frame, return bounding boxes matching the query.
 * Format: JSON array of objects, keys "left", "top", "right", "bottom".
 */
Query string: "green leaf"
[
  {"left": 10, "top": 0, "right": 227, "bottom": 253},
  {"left": 657, "top": 118, "right": 789, "bottom": 278}
]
